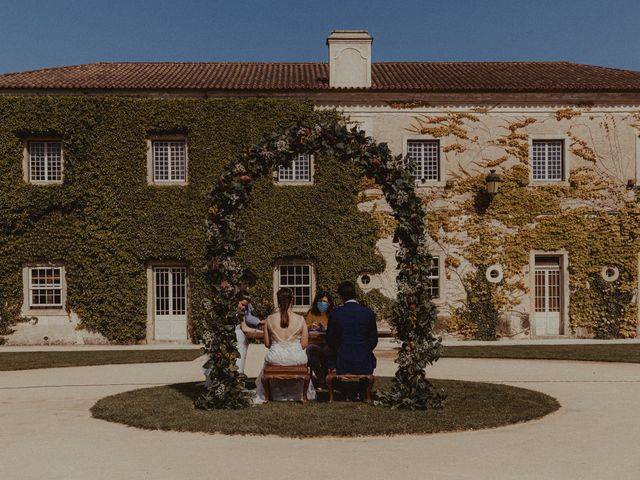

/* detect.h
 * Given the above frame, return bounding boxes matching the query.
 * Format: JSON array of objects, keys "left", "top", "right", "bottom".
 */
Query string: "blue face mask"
[{"left": 317, "top": 301, "right": 329, "bottom": 313}]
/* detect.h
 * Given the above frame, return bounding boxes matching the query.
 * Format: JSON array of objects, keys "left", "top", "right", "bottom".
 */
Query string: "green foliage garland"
[
  {"left": 235, "top": 155, "right": 385, "bottom": 307},
  {"left": 199, "top": 118, "right": 445, "bottom": 410}
]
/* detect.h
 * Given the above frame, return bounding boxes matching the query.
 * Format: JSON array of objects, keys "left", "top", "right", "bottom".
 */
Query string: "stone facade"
[
  {"left": 3, "top": 30, "right": 640, "bottom": 343},
  {"left": 349, "top": 105, "right": 640, "bottom": 338}
]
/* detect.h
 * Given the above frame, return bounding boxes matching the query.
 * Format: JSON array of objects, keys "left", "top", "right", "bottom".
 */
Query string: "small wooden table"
[
  {"left": 308, "top": 331, "right": 326, "bottom": 346},
  {"left": 244, "top": 328, "right": 264, "bottom": 340}
]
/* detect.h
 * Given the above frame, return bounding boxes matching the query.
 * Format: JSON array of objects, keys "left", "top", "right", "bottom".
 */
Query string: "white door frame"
[
  {"left": 146, "top": 262, "right": 190, "bottom": 342},
  {"left": 534, "top": 266, "right": 561, "bottom": 335},
  {"left": 529, "top": 250, "right": 570, "bottom": 337}
]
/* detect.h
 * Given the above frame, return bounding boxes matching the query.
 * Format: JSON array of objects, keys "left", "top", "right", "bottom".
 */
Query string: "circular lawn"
[{"left": 91, "top": 378, "right": 559, "bottom": 438}]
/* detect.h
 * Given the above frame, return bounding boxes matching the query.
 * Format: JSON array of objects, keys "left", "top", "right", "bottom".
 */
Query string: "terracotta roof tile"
[{"left": 1, "top": 61, "right": 640, "bottom": 92}]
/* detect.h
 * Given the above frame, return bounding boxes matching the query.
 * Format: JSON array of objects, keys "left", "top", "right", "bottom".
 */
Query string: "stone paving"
[{"left": 1, "top": 345, "right": 640, "bottom": 479}]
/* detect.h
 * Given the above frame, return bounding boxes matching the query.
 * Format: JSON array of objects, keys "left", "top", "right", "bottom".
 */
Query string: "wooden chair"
[
  {"left": 261, "top": 364, "right": 311, "bottom": 403},
  {"left": 325, "top": 371, "right": 375, "bottom": 403}
]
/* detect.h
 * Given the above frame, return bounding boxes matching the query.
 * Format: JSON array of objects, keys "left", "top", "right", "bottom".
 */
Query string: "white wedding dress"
[{"left": 254, "top": 313, "right": 316, "bottom": 403}]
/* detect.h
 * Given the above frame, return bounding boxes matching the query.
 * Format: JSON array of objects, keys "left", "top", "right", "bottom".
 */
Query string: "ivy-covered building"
[{"left": 2, "top": 30, "right": 640, "bottom": 344}]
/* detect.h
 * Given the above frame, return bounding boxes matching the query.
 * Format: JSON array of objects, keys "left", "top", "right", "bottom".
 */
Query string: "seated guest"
[
  {"left": 234, "top": 270, "right": 259, "bottom": 374},
  {"left": 238, "top": 292, "right": 262, "bottom": 330},
  {"left": 206, "top": 270, "right": 260, "bottom": 384},
  {"left": 326, "top": 281, "right": 378, "bottom": 377},
  {"left": 305, "top": 291, "right": 334, "bottom": 388}
]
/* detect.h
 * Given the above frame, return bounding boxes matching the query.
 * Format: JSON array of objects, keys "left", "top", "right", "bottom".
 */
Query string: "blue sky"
[{"left": 1, "top": 0, "right": 640, "bottom": 74}]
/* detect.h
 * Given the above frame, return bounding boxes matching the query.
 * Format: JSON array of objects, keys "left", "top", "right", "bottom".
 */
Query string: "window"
[
  {"left": 407, "top": 140, "right": 440, "bottom": 182},
  {"left": 532, "top": 140, "right": 564, "bottom": 181},
  {"left": 278, "top": 154, "right": 313, "bottom": 183},
  {"left": 276, "top": 263, "right": 313, "bottom": 309},
  {"left": 427, "top": 256, "right": 440, "bottom": 299},
  {"left": 152, "top": 140, "right": 187, "bottom": 183},
  {"left": 28, "top": 141, "right": 63, "bottom": 183},
  {"left": 28, "top": 266, "right": 63, "bottom": 309}
]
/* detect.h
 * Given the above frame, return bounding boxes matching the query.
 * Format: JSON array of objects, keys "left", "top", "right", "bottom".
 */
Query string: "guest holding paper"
[{"left": 305, "top": 291, "right": 334, "bottom": 388}]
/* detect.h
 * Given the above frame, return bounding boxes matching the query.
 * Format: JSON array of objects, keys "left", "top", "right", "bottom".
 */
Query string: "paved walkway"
[
  {"left": 2, "top": 346, "right": 640, "bottom": 480},
  {"left": 4, "top": 336, "right": 640, "bottom": 352}
]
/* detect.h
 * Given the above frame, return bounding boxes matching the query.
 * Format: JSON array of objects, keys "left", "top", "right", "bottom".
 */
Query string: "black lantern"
[{"left": 485, "top": 169, "right": 501, "bottom": 195}]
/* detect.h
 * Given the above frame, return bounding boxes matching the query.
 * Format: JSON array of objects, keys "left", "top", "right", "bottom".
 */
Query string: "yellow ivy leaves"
[{"left": 411, "top": 107, "right": 640, "bottom": 337}]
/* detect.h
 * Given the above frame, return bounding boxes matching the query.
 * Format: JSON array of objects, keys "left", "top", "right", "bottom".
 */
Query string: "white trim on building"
[
  {"left": 273, "top": 260, "right": 315, "bottom": 312},
  {"left": 24, "top": 140, "right": 64, "bottom": 184},
  {"left": 147, "top": 137, "right": 188, "bottom": 185},
  {"left": 22, "top": 263, "right": 67, "bottom": 317},
  {"left": 277, "top": 153, "right": 314, "bottom": 185},
  {"left": 402, "top": 135, "right": 445, "bottom": 187},
  {"left": 528, "top": 134, "right": 570, "bottom": 185},
  {"left": 146, "top": 261, "right": 190, "bottom": 342}
]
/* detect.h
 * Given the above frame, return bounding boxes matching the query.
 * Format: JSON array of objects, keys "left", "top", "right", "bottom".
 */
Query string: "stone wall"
[{"left": 349, "top": 104, "right": 640, "bottom": 338}]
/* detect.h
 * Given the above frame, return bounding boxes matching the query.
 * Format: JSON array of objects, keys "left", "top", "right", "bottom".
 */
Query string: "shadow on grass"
[
  {"left": 168, "top": 378, "right": 363, "bottom": 404},
  {"left": 92, "top": 377, "right": 560, "bottom": 438}
]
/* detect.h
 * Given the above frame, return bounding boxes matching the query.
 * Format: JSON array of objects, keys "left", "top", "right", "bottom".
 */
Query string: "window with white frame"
[
  {"left": 28, "top": 266, "right": 64, "bottom": 309},
  {"left": 152, "top": 140, "right": 187, "bottom": 183},
  {"left": 28, "top": 141, "right": 63, "bottom": 183},
  {"left": 407, "top": 140, "right": 440, "bottom": 182},
  {"left": 276, "top": 263, "right": 313, "bottom": 309},
  {"left": 278, "top": 154, "right": 312, "bottom": 183},
  {"left": 532, "top": 140, "right": 564, "bottom": 181},
  {"left": 427, "top": 256, "right": 440, "bottom": 299}
]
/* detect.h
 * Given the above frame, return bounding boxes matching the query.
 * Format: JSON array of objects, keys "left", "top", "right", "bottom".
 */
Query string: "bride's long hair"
[{"left": 276, "top": 288, "right": 294, "bottom": 328}]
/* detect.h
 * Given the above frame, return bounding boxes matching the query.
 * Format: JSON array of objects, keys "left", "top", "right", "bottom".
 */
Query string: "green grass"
[
  {"left": 0, "top": 349, "right": 204, "bottom": 371},
  {"left": 441, "top": 344, "right": 640, "bottom": 363},
  {"left": 5, "top": 343, "right": 640, "bottom": 372},
  {"left": 90, "top": 378, "right": 560, "bottom": 438}
]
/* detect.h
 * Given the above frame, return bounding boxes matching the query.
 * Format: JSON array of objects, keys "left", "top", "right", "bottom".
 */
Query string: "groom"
[{"left": 326, "top": 281, "right": 378, "bottom": 377}]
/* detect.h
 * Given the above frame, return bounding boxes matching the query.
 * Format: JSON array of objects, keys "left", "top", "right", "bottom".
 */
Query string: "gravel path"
[{"left": 2, "top": 345, "right": 640, "bottom": 480}]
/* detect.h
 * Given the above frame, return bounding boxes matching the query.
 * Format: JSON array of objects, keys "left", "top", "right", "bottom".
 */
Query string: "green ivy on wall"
[
  {"left": 0, "top": 97, "right": 383, "bottom": 343},
  {"left": 237, "top": 155, "right": 385, "bottom": 306}
]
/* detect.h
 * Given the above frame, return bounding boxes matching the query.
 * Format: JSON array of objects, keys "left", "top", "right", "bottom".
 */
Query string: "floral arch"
[{"left": 196, "top": 118, "right": 445, "bottom": 410}]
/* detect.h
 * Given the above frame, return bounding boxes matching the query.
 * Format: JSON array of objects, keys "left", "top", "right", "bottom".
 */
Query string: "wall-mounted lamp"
[{"left": 485, "top": 169, "right": 501, "bottom": 196}]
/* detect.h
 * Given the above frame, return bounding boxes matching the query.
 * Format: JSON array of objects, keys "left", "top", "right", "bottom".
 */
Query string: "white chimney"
[{"left": 327, "top": 30, "right": 372, "bottom": 88}]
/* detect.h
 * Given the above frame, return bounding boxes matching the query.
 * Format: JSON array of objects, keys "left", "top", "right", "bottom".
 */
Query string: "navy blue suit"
[{"left": 327, "top": 301, "right": 378, "bottom": 375}]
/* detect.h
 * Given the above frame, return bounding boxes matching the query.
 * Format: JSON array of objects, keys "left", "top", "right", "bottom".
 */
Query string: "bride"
[{"left": 254, "top": 287, "right": 316, "bottom": 403}]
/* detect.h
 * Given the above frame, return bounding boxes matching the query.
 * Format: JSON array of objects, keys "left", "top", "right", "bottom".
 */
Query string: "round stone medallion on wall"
[
  {"left": 601, "top": 266, "right": 619, "bottom": 282},
  {"left": 485, "top": 264, "right": 504, "bottom": 284}
]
